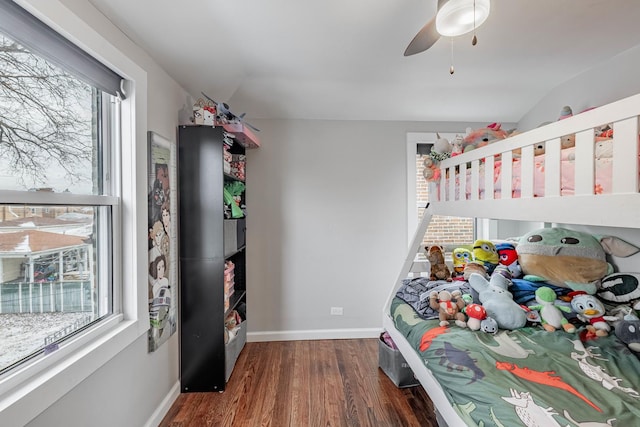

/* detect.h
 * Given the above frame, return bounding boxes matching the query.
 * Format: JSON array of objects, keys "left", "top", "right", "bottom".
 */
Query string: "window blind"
[{"left": 0, "top": 0, "right": 126, "bottom": 99}]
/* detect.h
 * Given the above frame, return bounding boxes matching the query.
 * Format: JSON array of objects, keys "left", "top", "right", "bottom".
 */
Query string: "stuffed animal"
[
  {"left": 595, "top": 139, "right": 613, "bottom": 159},
  {"left": 495, "top": 242, "right": 522, "bottom": 278},
  {"left": 561, "top": 134, "right": 576, "bottom": 149},
  {"left": 614, "top": 312, "right": 640, "bottom": 352},
  {"left": 480, "top": 317, "right": 499, "bottom": 334},
  {"left": 450, "top": 134, "right": 464, "bottom": 157},
  {"left": 533, "top": 142, "right": 546, "bottom": 156},
  {"left": 225, "top": 310, "right": 242, "bottom": 341},
  {"left": 464, "top": 303, "right": 486, "bottom": 331},
  {"left": 558, "top": 105, "right": 573, "bottom": 120},
  {"left": 429, "top": 133, "right": 452, "bottom": 162},
  {"left": 460, "top": 123, "right": 508, "bottom": 153},
  {"left": 429, "top": 289, "right": 467, "bottom": 327},
  {"left": 517, "top": 227, "right": 640, "bottom": 294},
  {"left": 423, "top": 157, "right": 441, "bottom": 182},
  {"left": 596, "top": 124, "right": 613, "bottom": 140},
  {"left": 463, "top": 261, "right": 489, "bottom": 281},
  {"left": 472, "top": 239, "right": 499, "bottom": 275},
  {"left": 597, "top": 273, "right": 640, "bottom": 310},
  {"left": 528, "top": 287, "right": 576, "bottom": 333},
  {"left": 468, "top": 273, "right": 527, "bottom": 330},
  {"left": 451, "top": 247, "right": 472, "bottom": 279},
  {"left": 427, "top": 245, "right": 452, "bottom": 281},
  {"left": 569, "top": 292, "right": 613, "bottom": 336}
]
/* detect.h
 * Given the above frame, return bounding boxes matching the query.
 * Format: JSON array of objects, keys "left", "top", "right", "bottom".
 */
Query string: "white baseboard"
[
  {"left": 144, "top": 380, "right": 180, "bottom": 427},
  {"left": 248, "top": 328, "right": 381, "bottom": 342}
]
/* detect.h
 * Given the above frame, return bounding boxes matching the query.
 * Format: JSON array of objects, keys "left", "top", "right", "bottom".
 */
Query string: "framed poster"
[{"left": 147, "top": 131, "right": 177, "bottom": 351}]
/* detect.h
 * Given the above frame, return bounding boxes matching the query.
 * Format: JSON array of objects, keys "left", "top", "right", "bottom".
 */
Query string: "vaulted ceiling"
[{"left": 89, "top": 0, "right": 640, "bottom": 123}]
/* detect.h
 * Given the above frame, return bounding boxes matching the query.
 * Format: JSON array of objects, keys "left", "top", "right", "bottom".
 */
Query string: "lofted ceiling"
[{"left": 88, "top": 0, "right": 640, "bottom": 123}]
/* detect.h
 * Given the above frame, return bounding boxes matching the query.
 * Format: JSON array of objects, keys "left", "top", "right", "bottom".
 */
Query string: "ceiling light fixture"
[
  {"left": 435, "top": 0, "right": 490, "bottom": 38},
  {"left": 404, "top": 0, "right": 491, "bottom": 56}
]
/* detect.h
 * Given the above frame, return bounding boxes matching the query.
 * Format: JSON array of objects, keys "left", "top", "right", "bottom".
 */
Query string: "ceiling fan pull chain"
[
  {"left": 472, "top": 0, "right": 478, "bottom": 46},
  {"left": 450, "top": 38, "right": 455, "bottom": 75}
]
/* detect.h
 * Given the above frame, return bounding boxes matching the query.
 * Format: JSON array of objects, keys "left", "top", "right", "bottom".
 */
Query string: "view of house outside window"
[
  {"left": 416, "top": 152, "right": 474, "bottom": 254},
  {"left": 0, "top": 33, "right": 116, "bottom": 373}
]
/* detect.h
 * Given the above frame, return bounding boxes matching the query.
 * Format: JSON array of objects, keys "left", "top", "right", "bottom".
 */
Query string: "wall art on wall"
[{"left": 147, "top": 131, "right": 177, "bottom": 352}]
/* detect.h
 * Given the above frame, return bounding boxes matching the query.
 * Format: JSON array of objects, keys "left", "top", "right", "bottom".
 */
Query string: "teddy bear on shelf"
[
  {"left": 427, "top": 245, "right": 452, "bottom": 281},
  {"left": 429, "top": 289, "right": 467, "bottom": 328}
]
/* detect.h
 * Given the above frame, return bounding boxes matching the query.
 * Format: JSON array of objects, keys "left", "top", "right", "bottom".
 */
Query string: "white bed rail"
[{"left": 430, "top": 93, "right": 640, "bottom": 227}]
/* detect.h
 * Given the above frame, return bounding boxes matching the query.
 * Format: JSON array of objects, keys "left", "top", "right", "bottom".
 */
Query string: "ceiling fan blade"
[{"left": 404, "top": 17, "right": 440, "bottom": 56}]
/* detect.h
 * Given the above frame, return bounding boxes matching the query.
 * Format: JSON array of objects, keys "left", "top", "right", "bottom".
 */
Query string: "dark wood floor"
[{"left": 159, "top": 338, "right": 437, "bottom": 427}]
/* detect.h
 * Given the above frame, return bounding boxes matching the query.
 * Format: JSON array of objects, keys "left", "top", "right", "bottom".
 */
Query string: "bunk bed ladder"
[{"left": 383, "top": 203, "right": 434, "bottom": 337}]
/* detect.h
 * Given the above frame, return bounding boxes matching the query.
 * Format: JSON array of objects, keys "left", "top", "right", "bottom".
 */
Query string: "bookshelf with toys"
[{"left": 177, "top": 121, "right": 258, "bottom": 392}]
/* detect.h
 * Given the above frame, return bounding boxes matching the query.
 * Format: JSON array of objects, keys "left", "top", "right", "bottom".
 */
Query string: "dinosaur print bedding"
[{"left": 391, "top": 296, "right": 640, "bottom": 426}]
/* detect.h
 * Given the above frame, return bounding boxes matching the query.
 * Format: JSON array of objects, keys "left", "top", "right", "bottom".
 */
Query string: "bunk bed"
[{"left": 382, "top": 93, "right": 640, "bottom": 427}]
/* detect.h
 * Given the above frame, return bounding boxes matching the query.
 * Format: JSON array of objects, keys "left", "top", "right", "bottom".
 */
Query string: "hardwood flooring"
[{"left": 159, "top": 338, "right": 437, "bottom": 427}]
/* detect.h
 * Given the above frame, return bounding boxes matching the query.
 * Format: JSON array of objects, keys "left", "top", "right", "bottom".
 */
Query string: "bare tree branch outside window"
[{"left": 0, "top": 34, "right": 94, "bottom": 191}]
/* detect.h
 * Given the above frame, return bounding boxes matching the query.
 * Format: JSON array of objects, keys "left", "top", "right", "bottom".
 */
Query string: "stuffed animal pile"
[{"left": 416, "top": 228, "right": 640, "bottom": 351}]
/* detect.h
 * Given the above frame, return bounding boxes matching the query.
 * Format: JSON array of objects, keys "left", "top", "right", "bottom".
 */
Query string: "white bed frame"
[{"left": 383, "top": 93, "right": 640, "bottom": 427}]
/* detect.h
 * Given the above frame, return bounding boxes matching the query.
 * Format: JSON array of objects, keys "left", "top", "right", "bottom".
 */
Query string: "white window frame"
[
  {"left": 0, "top": 1, "right": 148, "bottom": 425},
  {"left": 406, "top": 132, "right": 458, "bottom": 244}
]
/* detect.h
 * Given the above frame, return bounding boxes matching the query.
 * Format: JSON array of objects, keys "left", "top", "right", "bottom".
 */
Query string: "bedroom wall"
[
  {"left": 518, "top": 44, "right": 640, "bottom": 131},
  {"left": 20, "top": 1, "right": 186, "bottom": 426},
  {"left": 244, "top": 119, "right": 483, "bottom": 339}
]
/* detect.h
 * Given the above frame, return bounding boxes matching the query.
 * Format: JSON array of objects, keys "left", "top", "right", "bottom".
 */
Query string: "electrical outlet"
[{"left": 330, "top": 307, "right": 343, "bottom": 316}]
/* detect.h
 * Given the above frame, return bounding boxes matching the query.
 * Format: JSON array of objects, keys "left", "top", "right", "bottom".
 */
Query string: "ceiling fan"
[{"left": 404, "top": 0, "right": 491, "bottom": 56}]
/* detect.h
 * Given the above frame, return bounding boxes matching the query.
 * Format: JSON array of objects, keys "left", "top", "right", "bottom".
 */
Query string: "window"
[
  {"left": 0, "top": 29, "right": 119, "bottom": 374},
  {"left": 0, "top": 3, "right": 147, "bottom": 424},
  {"left": 407, "top": 133, "right": 475, "bottom": 258}
]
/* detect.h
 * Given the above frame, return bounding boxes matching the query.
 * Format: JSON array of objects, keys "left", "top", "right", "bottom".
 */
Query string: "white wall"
[
  {"left": 20, "top": 1, "right": 186, "bottom": 426},
  {"left": 518, "top": 44, "right": 640, "bottom": 131},
  {"left": 244, "top": 119, "right": 478, "bottom": 340}
]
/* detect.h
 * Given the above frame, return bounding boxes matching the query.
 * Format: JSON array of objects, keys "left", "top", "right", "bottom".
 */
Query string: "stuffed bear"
[
  {"left": 429, "top": 289, "right": 466, "bottom": 327},
  {"left": 561, "top": 134, "right": 576, "bottom": 149},
  {"left": 427, "top": 245, "right": 452, "bottom": 281}
]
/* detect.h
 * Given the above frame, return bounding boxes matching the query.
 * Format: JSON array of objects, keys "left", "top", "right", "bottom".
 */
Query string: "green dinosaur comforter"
[{"left": 391, "top": 297, "right": 640, "bottom": 427}]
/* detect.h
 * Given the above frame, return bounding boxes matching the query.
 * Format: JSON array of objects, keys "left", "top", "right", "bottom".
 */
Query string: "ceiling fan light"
[{"left": 436, "top": 0, "right": 490, "bottom": 37}]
